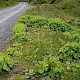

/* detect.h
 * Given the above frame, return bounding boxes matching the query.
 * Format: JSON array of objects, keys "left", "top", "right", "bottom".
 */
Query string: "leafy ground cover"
[
  {"left": 0, "top": 1, "right": 80, "bottom": 80},
  {"left": 0, "top": 15, "right": 79, "bottom": 80},
  {"left": 0, "top": 52, "right": 14, "bottom": 73}
]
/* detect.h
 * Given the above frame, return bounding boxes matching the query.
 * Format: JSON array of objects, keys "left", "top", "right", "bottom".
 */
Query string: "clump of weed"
[{"left": 49, "top": 18, "right": 73, "bottom": 32}]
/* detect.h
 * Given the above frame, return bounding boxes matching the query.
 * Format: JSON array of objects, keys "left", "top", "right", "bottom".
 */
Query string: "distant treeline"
[
  {"left": 26, "top": 0, "right": 57, "bottom": 4},
  {"left": 0, "top": 0, "right": 80, "bottom": 9},
  {"left": 1, "top": 0, "right": 80, "bottom": 5},
  {"left": 0, "top": 0, "right": 58, "bottom": 4}
]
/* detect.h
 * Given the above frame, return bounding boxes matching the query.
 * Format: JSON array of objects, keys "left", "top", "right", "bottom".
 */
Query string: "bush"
[
  {"left": 18, "top": 15, "right": 49, "bottom": 27},
  {"left": 25, "top": 15, "right": 49, "bottom": 28},
  {"left": 49, "top": 18, "right": 73, "bottom": 32},
  {"left": 59, "top": 42, "right": 80, "bottom": 62},
  {"left": 18, "top": 15, "right": 73, "bottom": 32},
  {"left": 38, "top": 55, "right": 64, "bottom": 78},
  {"left": 6, "top": 42, "right": 23, "bottom": 57},
  {"left": 13, "top": 23, "right": 27, "bottom": 41},
  {"left": 18, "top": 15, "right": 31, "bottom": 24},
  {"left": 0, "top": 52, "right": 14, "bottom": 72}
]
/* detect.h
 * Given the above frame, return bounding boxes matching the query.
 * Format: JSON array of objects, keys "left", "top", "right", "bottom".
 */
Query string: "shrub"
[
  {"left": 6, "top": 42, "right": 23, "bottom": 57},
  {"left": 13, "top": 23, "right": 27, "bottom": 41},
  {"left": 18, "top": 15, "right": 73, "bottom": 32},
  {"left": 25, "top": 16, "right": 49, "bottom": 28},
  {"left": 38, "top": 55, "right": 64, "bottom": 78},
  {"left": 18, "top": 15, "right": 31, "bottom": 24},
  {"left": 59, "top": 42, "right": 80, "bottom": 62},
  {"left": 18, "top": 15, "right": 49, "bottom": 28},
  {"left": 0, "top": 52, "right": 14, "bottom": 72},
  {"left": 49, "top": 18, "right": 73, "bottom": 32}
]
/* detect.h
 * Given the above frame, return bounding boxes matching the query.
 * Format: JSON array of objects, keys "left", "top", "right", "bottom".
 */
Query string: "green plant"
[
  {"left": 18, "top": 15, "right": 74, "bottom": 33},
  {"left": 6, "top": 42, "right": 23, "bottom": 57},
  {"left": 25, "top": 15, "right": 49, "bottom": 28},
  {"left": 64, "top": 30, "right": 80, "bottom": 42},
  {"left": 18, "top": 15, "right": 31, "bottom": 24},
  {"left": 0, "top": 52, "right": 14, "bottom": 72},
  {"left": 13, "top": 22, "right": 27, "bottom": 41},
  {"left": 42, "top": 26, "right": 49, "bottom": 29},
  {"left": 38, "top": 55, "right": 64, "bottom": 78},
  {"left": 49, "top": 18, "right": 73, "bottom": 32},
  {"left": 59, "top": 42, "right": 80, "bottom": 62},
  {"left": 0, "top": 1, "right": 17, "bottom": 8},
  {"left": 62, "top": 62, "right": 80, "bottom": 80}
]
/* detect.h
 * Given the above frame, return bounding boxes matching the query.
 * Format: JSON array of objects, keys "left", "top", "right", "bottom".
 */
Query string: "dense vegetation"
[
  {"left": 0, "top": 0, "right": 80, "bottom": 80},
  {"left": 0, "top": 15, "right": 79, "bottom": 80},
  {"left": 0, "top": 52, "right": 14, "bottom": 72}
]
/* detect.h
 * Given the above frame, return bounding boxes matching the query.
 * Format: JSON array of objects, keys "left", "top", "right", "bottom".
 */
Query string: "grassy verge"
[
  {"left": 0, "top": 15, "right": 79, "bottom": 80},
  {"left": 0, "top": 1, "right": 80, "bottom": 80}
]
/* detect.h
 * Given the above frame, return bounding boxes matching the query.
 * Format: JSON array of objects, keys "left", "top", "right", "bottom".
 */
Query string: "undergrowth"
[
  {"left": 0, "top": 1, "right": 80, "bottom": 80},
  {"left": 2, "top": 15, "right": 79, "bottom": 80}
]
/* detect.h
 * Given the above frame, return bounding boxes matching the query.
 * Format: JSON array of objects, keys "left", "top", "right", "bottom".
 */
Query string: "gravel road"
[{"left": 0, "top": 2, "right": 29, "bottom": 51}]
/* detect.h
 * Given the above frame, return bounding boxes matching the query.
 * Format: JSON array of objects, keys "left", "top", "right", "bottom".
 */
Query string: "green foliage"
[
  {"left": 18, "top": 15, "right": 31, "bottom": 24},
  {"left": 0, "top": 1, "right": 17, "bottom": 8},
  {"left": 59, "top": 42, "right": 80, "bottom": 62},
  {"left": 6, "top": 42, "right": 23, "bottom": 57},
  {"left": 42, "top": 26, "right": 49, "bottom": 29},
  {"left": 63, "top": 62, "right": 80, "bottom": 80},
  {"left": 19, "top": 15, "right": 73, "bottom": 32},
  {"left": 23, "top": 15, "right": 49, "bottom": 28},
  {"left": 66, "top": 62, "right": 80, "bottom": 71},
  {"left": 49, "top": 18, "right": 73, "bottom": 32},
  {"left": 13, "top": 23, "right": 27, "bottom": 41},
  {"left": 0, "top": 0, "right": 58, "bottom": 4},
  {"left": 38, "top": 56, "right": 64, "bottom": 78},
  {"left": 64, "top": 30, "right": 80, "bottom": 42},
  {"left": 0, "top": 52, "right": 14, "bottom": 72}
]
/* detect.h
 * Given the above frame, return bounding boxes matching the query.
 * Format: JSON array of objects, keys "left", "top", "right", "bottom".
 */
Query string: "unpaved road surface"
[{"left": 0, "top": 2, "right": 29, "bottom": 51}]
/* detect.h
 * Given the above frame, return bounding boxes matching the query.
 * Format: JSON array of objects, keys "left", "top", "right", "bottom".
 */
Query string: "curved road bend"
[{"left": 0, "top": 2, "right": 29, "bottom": 51}]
